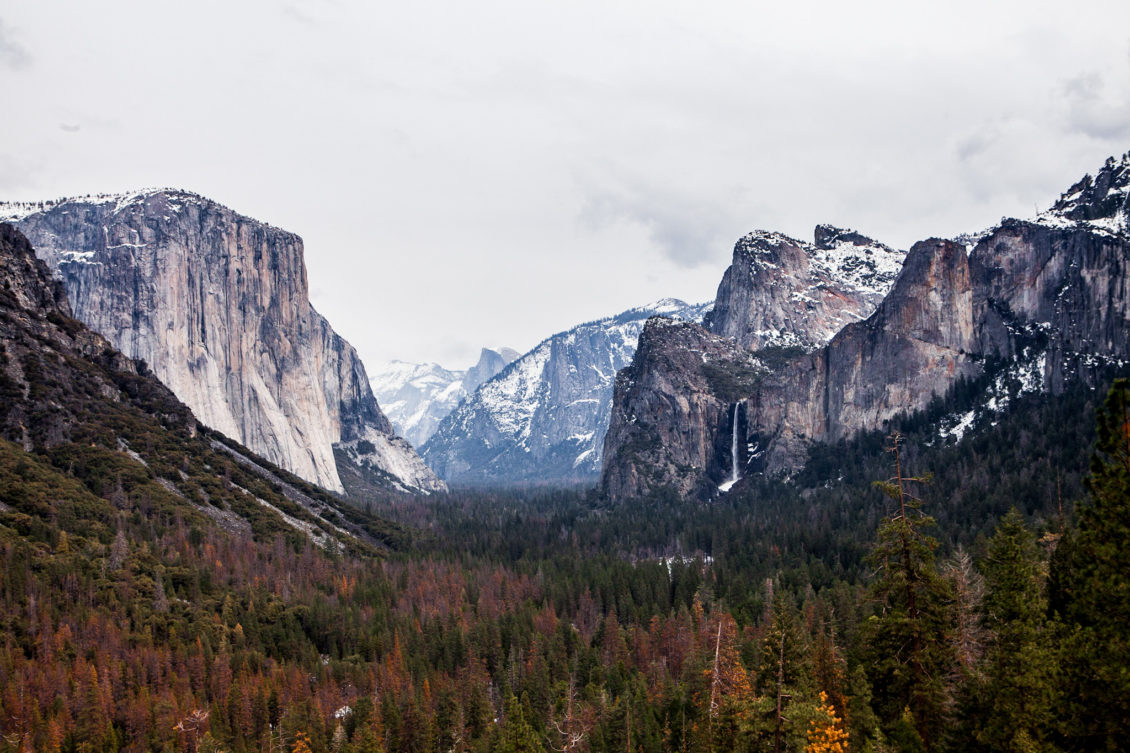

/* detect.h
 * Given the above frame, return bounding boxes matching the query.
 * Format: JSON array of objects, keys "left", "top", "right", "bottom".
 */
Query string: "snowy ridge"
[
  {"left": 0, "top": 188, "right": 294, "bottom": 235},
  {"left": 952, "top": 152, "right": 1130, "bottom": 242},
  {"left": 338, "top": 428, "right": 447, "bottom": 495},
  {"left": 810, "top": 224, "right": 905, "bottom": 296},
  {"left": 422, "top": 299, "right": 710, "bottom": 484},
  {"left": 1034, "top": 151, "right": 1130, "bottom": 236},
  {"left": 370, "top": 348, "right": 519, "bottom": 448},
  {"left": 732, "top": 226, "right": 904, "bottom": 298},
  {"left": 1, "top": 188, "right": 201, "bottom": 222},
  {"left": 706, "top": 224, "right": 906, "bottom": 352}
]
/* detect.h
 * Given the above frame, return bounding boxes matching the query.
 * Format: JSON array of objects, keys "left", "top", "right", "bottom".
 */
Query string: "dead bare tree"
[
  {"left": 174, "top": 709, "right": 210, "bottom": 753},
  {"left": 549, "top": 673, "right": 592, "bottom": 753},
  {"left": 709, "top": 621, "right": 723, "bottom": 719}
]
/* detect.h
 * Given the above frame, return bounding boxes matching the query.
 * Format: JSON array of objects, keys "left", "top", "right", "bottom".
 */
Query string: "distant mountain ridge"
[
  {"left": 1, "top": 189, "right": 445, "bottom": 495},
  {"left": 370, "top": 347, "right": 520, "bottom": 448},
  {"left": 601, "top": 151, "right": 1130, "bottom": 500},
  {"left": 421, "top": 299, "right": 711, "bottom": 485}
]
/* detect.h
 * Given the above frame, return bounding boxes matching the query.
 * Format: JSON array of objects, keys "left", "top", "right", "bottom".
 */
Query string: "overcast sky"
[{"left": 2, "top": 1, "right": 1129, "bottom": 371}]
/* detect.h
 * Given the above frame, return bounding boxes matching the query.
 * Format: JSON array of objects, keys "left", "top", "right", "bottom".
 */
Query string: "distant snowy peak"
[
  {"left": 463, "top": 347, "right": 520, "bottom": 393},
  {"left": 370, "top": 347, "right": 518, "bottom": 449},
  {"left": 1036, "top": 150, "right": 1130, "bottom": 235},
  {"left": 614, "top": 297, "right": 713, "bottom": 324},
  {"left": 421, "top": 299, "right": 709, "bottom": 485},
  {"left": 371, "top": 361, "right": 462, "bottom": 402}
]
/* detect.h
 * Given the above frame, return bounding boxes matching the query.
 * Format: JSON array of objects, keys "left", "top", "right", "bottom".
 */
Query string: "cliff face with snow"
[
  {"left": 1, "top": 190, "right": 444, "bottom": 495},
  {"left": 601, "top": 152, "right": 1130, "bottom": 500},
  {"left": 599, "top": 318, "right": 764, "bottom": 499},
  {"left": 703, "top": 225, "right": 904, "bottom": 350},
  {"left": 600, "top": 225, "right": 903, "bottom": 499},
  {"left": 371, "top": 347, "right": 519, "bottom": 448},
  {"left": 422, "top": 300, "right": 710, "bottom": 485}
]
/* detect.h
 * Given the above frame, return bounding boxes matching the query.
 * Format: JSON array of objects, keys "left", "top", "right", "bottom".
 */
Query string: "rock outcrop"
[
  {"left": 743, "top": 237, "right": 980, "bottom": 473},
  {"left": 423, "top": 299, "right": 709, "bottom": 485},
  {"left": 1, "top": 190, "right": 444, "bottom": 495},
  {"left": 0, "top": 223, "right": 185, "bottom": 451},
  {"left": 703, "top": 226, "right": 904, "bottom": 350},
  {"left": 599, "top": 318, "right": 765, "bottom": 499},
  {"left": 602, "top": 151, "right": 1130, "bottom": 500}
]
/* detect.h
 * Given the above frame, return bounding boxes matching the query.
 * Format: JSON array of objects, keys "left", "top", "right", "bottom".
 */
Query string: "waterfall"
[
  {"left": 729, "top": 402, "right": 740, "bottom": 485},
  {"left": 719, "top": 402, "right": 741, "bottom": 492}
]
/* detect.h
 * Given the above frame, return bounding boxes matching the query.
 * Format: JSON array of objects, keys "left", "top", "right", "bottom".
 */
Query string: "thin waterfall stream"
[{"left": 718, "top": 402, "right": 741, "bottom": 492}]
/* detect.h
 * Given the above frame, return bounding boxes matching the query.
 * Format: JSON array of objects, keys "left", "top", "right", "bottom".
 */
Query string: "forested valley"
[{"left": 2, "top": 371, "right": 1128, "bottom": 753}]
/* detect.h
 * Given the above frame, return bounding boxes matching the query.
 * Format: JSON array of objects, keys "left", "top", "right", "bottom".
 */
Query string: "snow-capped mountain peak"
[
  {"left": 1035, "top": 150, "right": 1130, "bottom": 236},
  {"left": 421, "top": 299, "right": 710, "bottom": 485},
  {"left": 370, "top": 348, "right": 519, "bottom": 449},
  {"left": 704, "top": 225, "right": 906, "bottom": 351}
]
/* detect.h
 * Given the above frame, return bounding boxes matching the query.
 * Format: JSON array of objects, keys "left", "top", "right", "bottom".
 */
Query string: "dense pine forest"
[{"left": 2, "top": 351, "right": 1128, "bottom": 753}]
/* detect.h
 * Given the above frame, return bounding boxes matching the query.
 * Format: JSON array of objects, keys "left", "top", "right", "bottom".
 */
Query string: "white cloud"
[
  {"left": 1060, "top": 71, "right": 1130, "bottom": 141},
  {"left": 0, "top": 19, "right": 30, "bottom": 70},
  {"left": 2, "top": 0, "right": 1130, "bottom": 369}
]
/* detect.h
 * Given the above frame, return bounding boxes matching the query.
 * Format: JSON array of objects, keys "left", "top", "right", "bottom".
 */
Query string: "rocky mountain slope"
[
  {"left": 422, "top": 299, "right": 710, "bottom": 485},
  {"left": 1, "top": 190, "right": 444, "bottom": 495},
  {"left": 599, "top": 318, "right": 765, "bottom": 499},
  {"left": 601, "top": 152, "right": 1130, "bottom": 500},
  {"left": 0, "top": 222, "right": 401, "bottom": 552},
  {"left": 371, "top": 347, "right": 519, "bottom": 448},
  {"left": 703, "top": 225, "right": 905, "bottom": 350}
]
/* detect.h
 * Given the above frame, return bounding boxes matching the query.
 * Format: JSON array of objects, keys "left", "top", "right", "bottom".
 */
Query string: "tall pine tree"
[
  {"left": 861, "top": 434, "right": 956, "bottom": 752},
  {"left": 1050, "top": 378, "right": 1130, "bottom": 751},
  {"left": 975, "top": 509, "right": 1055, "bottom": 752}
]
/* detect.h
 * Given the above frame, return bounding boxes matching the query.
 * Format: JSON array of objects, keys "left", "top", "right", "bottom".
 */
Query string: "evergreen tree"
[
  {"left": 861, "top": 434, "right": 955, "bottom": 752},
  {"left": 496, "top": 694, "right": 544, "bottom": 753},
  {"left": 1050, "top": 379, "right": 1130, "bottom": 751},
  {"left": 740, "top": 594, "right": 813, "bottom": 753},
  {"left": 976, "top": 509, "right": 1055, "bottom": 752}
]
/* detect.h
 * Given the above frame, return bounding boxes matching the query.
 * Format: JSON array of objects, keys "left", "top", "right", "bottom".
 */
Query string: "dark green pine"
[
  {"left": 1050, "top": 379, "right": 1130, "bottom": 751},
  {"left": 976, "top": 509, "right": 1056, "bottom": 752}
]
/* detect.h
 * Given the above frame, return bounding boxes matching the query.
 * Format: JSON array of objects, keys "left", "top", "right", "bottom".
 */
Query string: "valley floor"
[{"left": 2, "top": 376, "right": 1129, "bottom": 752}]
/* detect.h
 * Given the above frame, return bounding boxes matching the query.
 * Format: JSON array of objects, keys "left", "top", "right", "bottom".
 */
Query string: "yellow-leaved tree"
[{"left": 806, "top": 692, "right": 848, "bottom": 753}]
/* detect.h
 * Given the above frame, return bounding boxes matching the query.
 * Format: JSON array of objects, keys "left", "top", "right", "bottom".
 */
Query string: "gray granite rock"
[{"left": 1, "top": 190, "right": 444, "bottom": 495}]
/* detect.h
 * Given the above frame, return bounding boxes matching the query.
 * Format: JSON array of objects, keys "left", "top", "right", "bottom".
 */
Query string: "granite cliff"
[
  {"left": 602, "top": 152, "right": 1130, "bottom": 500},
  {"left": 599, "top": 318, "right": 765, "bottom": 499},
  {"left": 703, "top": 225, "right": 904, "bottom": 350},
  {"left": 1, "top": 190, "right": 444, "bottom": 495},
  {"left": 0, "top": 222, "right": 403, "bottom": 551}
]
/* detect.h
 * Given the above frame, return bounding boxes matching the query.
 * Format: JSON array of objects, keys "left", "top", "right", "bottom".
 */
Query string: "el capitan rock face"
[
  {"left": 601, "top": 151, "right": 1130, "bottom": 500},
  {"left": 1, "top": 190, "right": 444, "bottom": 495}
]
